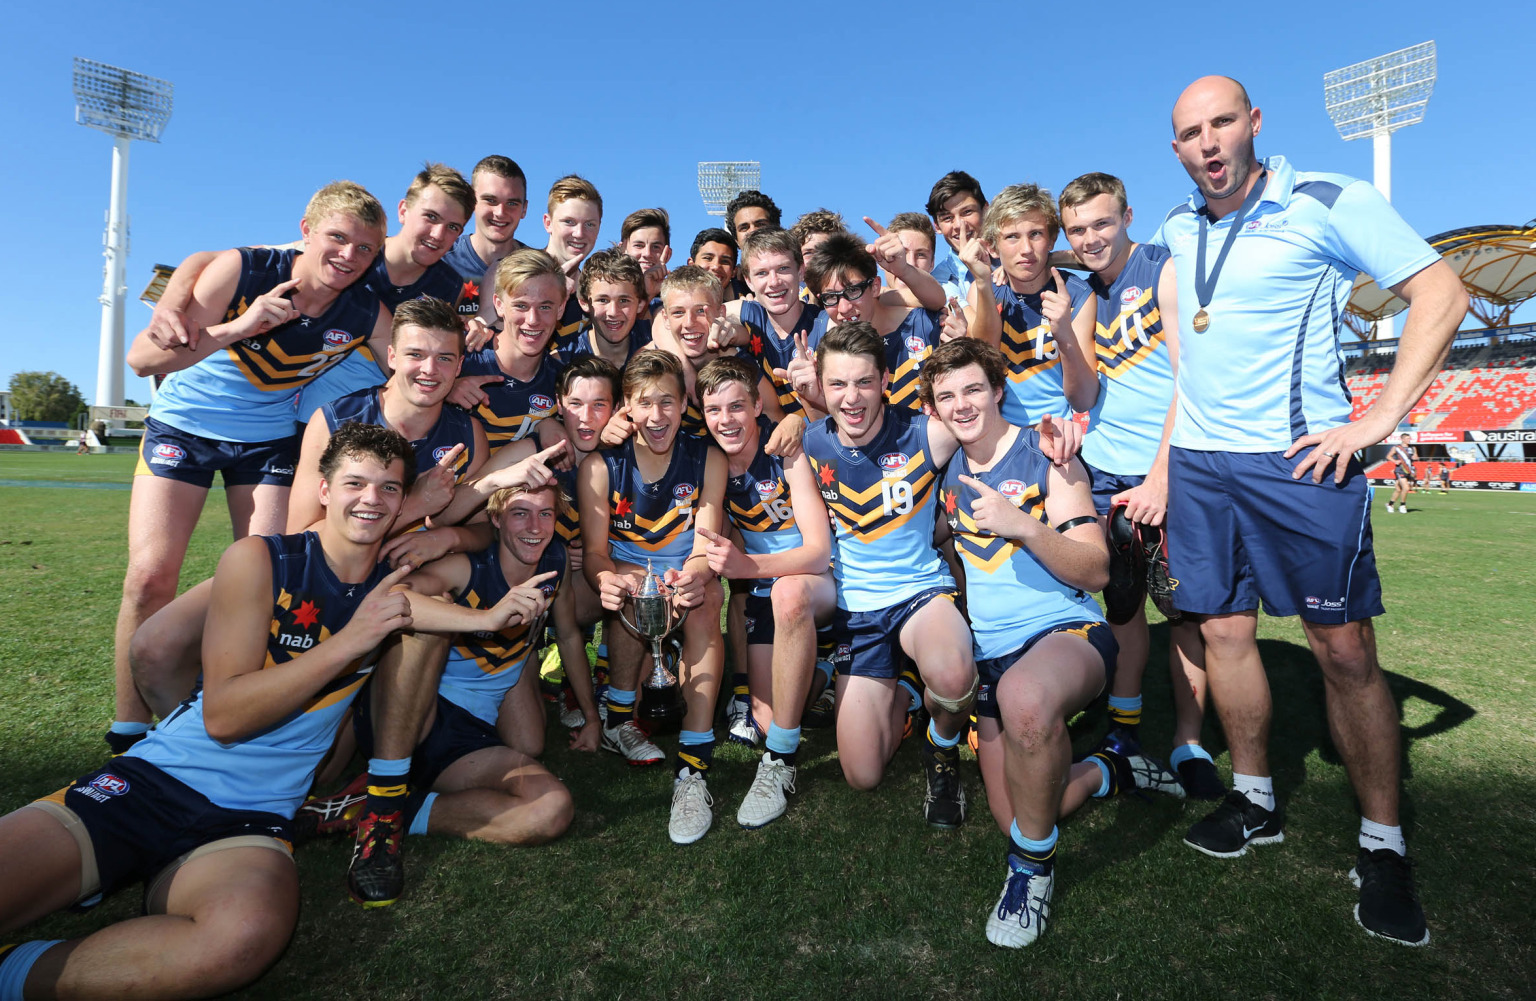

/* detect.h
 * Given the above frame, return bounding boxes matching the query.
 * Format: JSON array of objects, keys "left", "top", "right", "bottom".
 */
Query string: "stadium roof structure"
[{"left": 1345, "top": 221, "right": 1536, "bottom": 332}]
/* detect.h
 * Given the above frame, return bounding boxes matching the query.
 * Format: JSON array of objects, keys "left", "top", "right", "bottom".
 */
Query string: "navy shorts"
[
  {"left": 1083, "top": 461, "right": 1147, "bottom": 518},
  {"left": 829, "top": 587, "right": 957, "bottom": 679},
  {"left": 136, "top": 416, "right": 297, "bottom": 488},
  {"left": 30, "top": 756, "right": 291, "bottom": 903},
  {"left": 974, "top": 620, "right": 1118, "bottom": 720},
  {"left": 355, "top": 692, "right": 504, "bottom": 791},
  {"left": 1166, "top": 447, "right": 1384, "bottom": 624},
  {"left": 744, "top": 593, "right": 775, "bottom": 646}
]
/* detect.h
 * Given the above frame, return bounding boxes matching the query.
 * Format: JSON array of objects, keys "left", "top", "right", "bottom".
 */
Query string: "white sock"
[
  {"left": 1359, "top": 817, "right": 1406, "bottom": 855},
  {"left": 1232, "top": 773, "right": 1275, "bottom": 812}
]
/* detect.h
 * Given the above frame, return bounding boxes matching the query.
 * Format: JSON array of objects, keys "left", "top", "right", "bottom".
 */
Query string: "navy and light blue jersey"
[
  {"left": 739, "top": 299, "right": 823, "bottom": 416},
  {"left": 1081, "top": 244, "right": 1176, "bottom": 476},
  {"left": 602, "top": 435, "right": 714, "bottom": 569},
  {"left": 127, "top": 532, "right": 391, "bottom": 817},
  {"left": 556, "top": 297, "right": 587, "bottom": 345},
  {"left": 1150, "top": 155, "right": 1440, "bottom": 452},
  {"left": 807, "top": 308, "right": 944, "bottom": 413},
  {"left": 151, "top": 248, "right": 380, "bottom": 442},
  {"left": 293, "top": 348, "right": 385, "bottom": 425},
  {"left": 440, "top": 541, "right": 566, "bottom": 724},
  {"left": 992, "top": 272, "right": 1093, "bottom": 426},
  {"left": 939, "top": 430, "right": 1102, "bottom": 659},
  {"left": 552, "top": 464, "right": 582, "bottom": 548},
  {"left": 440, "top": 233, "right": 489, "bottom": 317},
  {"left": 362, "top": 254, "right": 463, "bottom": 314},
  {"left": 722, "top": 417, "right": 807, "bottom": 597},
  {"left": 321, "top": 386, "right": 477, "bottom": 481},
  {"left": 460, "top": 348, "right": 563, "bottom": 452},
  {"left": 552, "top": 317, "right": 652, "bottom": 367},
  {"left": 803, "top": 407, "right": 953, "bottom": 612}
]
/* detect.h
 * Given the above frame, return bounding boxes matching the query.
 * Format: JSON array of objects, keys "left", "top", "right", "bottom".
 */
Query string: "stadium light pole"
[
  {"left": 72, "top": 58, "right": 174, "bottom": 408},
  {"left": 1324, "top": 41, "right": 1436, "bottom": 342},
  {"left": 697, "top": 161, "right": 762, "bottom": 218}
]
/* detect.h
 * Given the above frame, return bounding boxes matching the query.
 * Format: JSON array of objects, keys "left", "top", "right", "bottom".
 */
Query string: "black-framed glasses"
[{"left": 817, "top": 277, "right": 876, "bottom": 308}]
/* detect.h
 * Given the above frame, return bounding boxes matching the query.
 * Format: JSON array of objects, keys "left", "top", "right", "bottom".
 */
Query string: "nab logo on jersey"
[
  {"left": 152, "top": 443, "right": 186, "bottom": 462},
  {"left": 432, "top": 445, "right": 455, "bottom": 464},
  {"left": 673, "top": 483, "right": 696, "bottom": 506},
  {"left": 530, "top": 394, "right": 555, "bottom": 412},
  {"left": 278, "top": 597, "right": 323, "bottom": 650},
  {"left": 879, "top": 452, "right": 910, "bottom": 475},
  {"left": 323, "top": 329, "right": 352, "bottom": 349},
  {"left": 998, "top": 479, "right": 1027, "bottom": 500},
  {"left": 1120, "top": 286, "right": 1143, "bottom": 306}
]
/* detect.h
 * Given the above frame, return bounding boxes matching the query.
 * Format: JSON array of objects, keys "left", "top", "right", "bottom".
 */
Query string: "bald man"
[{"left": 1149, "top": 75, "right": 1467, "bottom": 947}]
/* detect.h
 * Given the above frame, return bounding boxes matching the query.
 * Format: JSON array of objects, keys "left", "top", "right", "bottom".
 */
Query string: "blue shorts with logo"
[
  {"left": 828, "top": 587, "right": 957, "bottom": 679},
  {"left": 354, "top": 691, "right": 503, "bottom": 791},
  {"left": 29, "top": 755, "right": 291, "bottom": 904},
  {"left": 974, "top": 620, "right": 1117, "bottom": 720},
  {"left": 1166, "top": 447, "right": 1384, "bottom": 624},
  {"left": 136, "top": 416, "right": 297, "bottom": 488},
  {"left": 744, "top": 593, "right": 775, "bottom": 646},
  {"left": 1082, "top": 461, "right": 1147, "bottom": 518}
]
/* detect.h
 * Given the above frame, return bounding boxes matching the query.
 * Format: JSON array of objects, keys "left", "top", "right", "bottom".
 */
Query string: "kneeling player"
[
  {"left": 802, "top": 323, "right": 978, "bottom": 826},
  {"left": 577, "top": 350, "right": 729, "bottom": 845},
  {"left": 695, "top": 358, "right": 836, "bottom": 828},
  {"left": 0, "top": 424, "right": 414, "bottom": 998},
  {"left": 921, "top": 339, "right": 1177, "bottom": 950}
]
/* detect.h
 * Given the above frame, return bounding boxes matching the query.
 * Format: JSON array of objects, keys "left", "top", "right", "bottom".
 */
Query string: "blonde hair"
[
  {"left": 983, "top": 183, "right": 1060, "bottom": 245},
  {"left": 404, "top": 162, "right": 475, "bottom": 220},
  {"left": 658, "top": 264, "right": 722, "bottom": 306},
  {"left": 546, "top": 174, "right": 602, "bottom": 217},
  {"left": 303, "top": 181, "right": 387, "bottom": 233},
  {"left": 494, "top": 248, "right": 566, "bottom": 299}
]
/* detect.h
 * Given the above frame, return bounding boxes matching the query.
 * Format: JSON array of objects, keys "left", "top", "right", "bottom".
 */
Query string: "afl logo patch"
[
  {"left": 323, "top": 329, "right": 352, "bottom": 348},
  {"left": 152, "top": 443, "right": 186, "bottom": 461},
  {"left": 1120, "top": 286, "right": 1142, "bottom": 306},
  {"left": 756, "top": 480, "right": 779, "bottom": 498},
  {"left": 432, "top": 445, "right": 454, "bottom": 463},
  {"left": 673, "top": 483, "right": 696, "bottom": 500},
  {"left": 905, "top": 335, "right": 927, "bottom": 355},
  {"left": 879, "top": 452, "right": 909, "bottom": 472},
  {"left": 91, "top": 773, "right": 130, "bottom": 797},
  {"left": 539, "top": 583, "right": 557, "bottom": 597},
  {"left": 998, "top": 479, "right": 1027, "bottom": 499},
  {"left": 529, "top": 394, "right": 555, "bottom": 411}
]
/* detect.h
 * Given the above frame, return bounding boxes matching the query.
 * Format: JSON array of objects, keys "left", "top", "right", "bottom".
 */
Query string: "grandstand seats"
[
  {"left": 1346, "top": 366, "right": 1536, "bottom": 430},
  {"left": 1365, "top": 460, "right": 1536, "bottom": 484}
]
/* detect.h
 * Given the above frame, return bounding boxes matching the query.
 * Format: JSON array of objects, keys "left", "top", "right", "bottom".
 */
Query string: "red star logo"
[
  {"left": 291, "top": 599, "right": 320, "bottom": 629},
  {"left": 614, "top": 496, "right": 634, "bottom": 517},
  {"left": 462, "top": 280, "right": 480, "bottom": 300},
  {"left": 817, "top": 463, "right": 836, "bottom": 487},
  {"left": 749, "top": 333, "right": 763, "bottom": 356},
  {"left": 943, "top": 490, "right": 957, "bottom": 514}
]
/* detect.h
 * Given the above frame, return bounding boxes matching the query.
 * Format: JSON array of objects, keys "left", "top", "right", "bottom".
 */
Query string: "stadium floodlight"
[
  {"left": 1324, "top": 42, "right": 1435, "bottom": 341},
  {"left": 697, "top": 161, "right": 761, "bottom": 217},
  {"left": 73, "top": 57, "right": 174, "bottom": 409}
]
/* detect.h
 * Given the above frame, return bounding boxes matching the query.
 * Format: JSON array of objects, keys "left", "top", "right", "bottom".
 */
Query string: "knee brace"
[{"left": 927, "top": 674, "right": 978, "bottom": 715}]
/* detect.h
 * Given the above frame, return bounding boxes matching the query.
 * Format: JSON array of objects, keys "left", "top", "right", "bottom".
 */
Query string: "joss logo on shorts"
[{"left": 323, "top": 329, "right": 352, "bottom": 348}]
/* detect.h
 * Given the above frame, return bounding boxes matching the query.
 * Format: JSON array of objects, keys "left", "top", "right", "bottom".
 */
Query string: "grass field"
[{"left": 1, "top": 451, "right": 1533, "bottom": 1000}]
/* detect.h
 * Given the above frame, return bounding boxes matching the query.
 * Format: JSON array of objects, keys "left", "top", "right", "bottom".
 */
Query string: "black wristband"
[{"left": 1054, "top": 515, "right": 1098, "bottom": 534}]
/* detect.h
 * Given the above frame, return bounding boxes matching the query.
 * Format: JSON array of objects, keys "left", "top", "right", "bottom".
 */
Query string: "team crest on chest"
[
  {"left": 322, "top": 329, "right": 351, "bottom": 349},
  {"left": 673, "top": 483, "right": 696, "bottom": 506},
  {"left": 998, "top": 479, "right": 1027, "bottom": 500},
  {"left": 879, "top": 452, "right": 910, "bottom": 477},
  {"left": 1120, "top": 286, "right": 1142, "bottom": 306}
]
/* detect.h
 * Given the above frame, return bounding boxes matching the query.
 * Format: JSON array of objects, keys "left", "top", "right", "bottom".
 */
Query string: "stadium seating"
[
  {"left": 1365, "top": 459, "right": 1536, "bottom": 484},
  {"left": 1345, "top": 351, "right": 1536, "bottom": 431}
]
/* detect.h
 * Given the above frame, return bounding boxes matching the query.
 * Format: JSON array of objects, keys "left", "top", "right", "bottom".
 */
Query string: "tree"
[{"left": 8, "top": 371, "right": 86, "bottom": 423}]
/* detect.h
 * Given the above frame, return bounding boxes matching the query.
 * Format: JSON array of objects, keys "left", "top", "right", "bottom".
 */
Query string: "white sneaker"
[
  {"left": 985, "top": 861, "right": 1055, "bottom": 948},
  {"left": 737, "top": 753, "right": 796, "bottom": 829},
  {"left": 559, "top": 704, "right": 587, "bottom": 729},
  {"left": 727, "top": 700, "right": 760, "bottom": 747},
  {"left": 668, "top": 769, "right": 714, "bottom": 845},
  {"left": 601, "top": 720, "right": 663, "bottom": 765}
]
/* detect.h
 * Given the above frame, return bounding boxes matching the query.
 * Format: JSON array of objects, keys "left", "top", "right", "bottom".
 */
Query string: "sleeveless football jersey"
[
  {"left": 321, "top": 386, "right": 477, "bottom": 481},
  {"left": 440, "top": 233, "right": 488, "bottom": 317},
  {"left": 552, "top": 317, "right": 651, "bottom": 367},
  {"left": 992, "top": 273, "right": 1092, "bottom": 426},
  {"left": 601, "top": 434, "right": 714, "bottom": 568},
  {"left": 723, "top": 416, "right": 807, "bottom": 597},
  {"left": 151, "top": 248, "right": 380, "bottom": 442},
  {"left": 460, "top": 347, "right": 564, "bottom": 452},
  {"left": 127, "top": 532, "right": 392, "bottom": 816},
  {"left": 803, "top": 407, "right": 952, "bottom": 611},
  {"left": 362, "top": 254, "right": 462, "bottom": 313},
  {"left": 739, "top": 299, "right": 823, "bottom": 416},
  {"left": 939, "top": 430, "right": 1102, "bottom": 659},
  {"left": 808, "top": 308, "right": 944, "bottom": 413},
  {"left": 439, "top": 540, "right": 566, "bottom": 724}
]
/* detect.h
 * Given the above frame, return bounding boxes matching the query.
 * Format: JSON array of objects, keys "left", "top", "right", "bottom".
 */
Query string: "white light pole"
[
  {"left": 72, "top": 58, "right": 173, "bottom": 408},
  {"left": 697, "top": 161, "right": 762, "bottom": 218},
  {"left": 1324, "top": 41, "right": 1436, "bottom": 342}
]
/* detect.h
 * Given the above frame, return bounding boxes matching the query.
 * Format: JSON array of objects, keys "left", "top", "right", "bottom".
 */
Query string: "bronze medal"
[{"left": 1192, "top": 309, "right": 1210, "bottom": 333}]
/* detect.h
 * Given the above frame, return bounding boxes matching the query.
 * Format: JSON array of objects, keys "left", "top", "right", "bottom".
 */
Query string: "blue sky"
[{"left": 2, "top": 0, "right": 1531, "bottom": 403}]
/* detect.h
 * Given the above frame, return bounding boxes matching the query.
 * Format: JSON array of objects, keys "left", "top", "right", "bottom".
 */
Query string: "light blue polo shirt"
[
  {"left": 930, "top": 251, "right": 972, "bottom": 303},
  {"left": 1150, "top": 155, "right": 1439, "bottom": 452}
]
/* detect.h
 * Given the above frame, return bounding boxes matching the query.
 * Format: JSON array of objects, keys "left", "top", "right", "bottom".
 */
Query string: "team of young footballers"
[{"left": 0, "top": 109, "right": 1430, "bottom": 996}]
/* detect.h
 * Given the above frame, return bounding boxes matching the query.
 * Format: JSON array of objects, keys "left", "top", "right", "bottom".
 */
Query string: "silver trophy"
[{"left": 615, "top": 560, "right": 689, "bottom": 727}]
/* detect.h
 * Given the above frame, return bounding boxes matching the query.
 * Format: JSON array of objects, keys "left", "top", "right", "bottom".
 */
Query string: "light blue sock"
[
  {"left": 0, "top": 940, "right": 64, "bottom": 1001},
  {"left": 109, "top": 720, "right": 151, "bottom": 735},
  {"left": 898, "top": 678, "right": 922, "bottom": 713},
  {"left": 1090, "top": 756, "right": 1113, "bottom": 797},
  {"left": 815, "top": 659, "right": 834, "bottom": 684},
  {"left": 1169, "top": 743, "right": 1213, "bottom": 769},
  {"left": 926, "top": 719, "right": 961, "bottom": 749},
  {"left": 679, "top": 728, "right": 713, "bottom": 746},
  {"left": 606, "top": 687, "right": 637, "bottom": 706},
  {"left": 367, "top": 757, "right": 411, "bottom": 778},
  {"left": 1009, "top": 821, "right": 1058, "bottom": 855},
  {"left": 408, "top": 792, "right": 438, "bottom": 836},
  {"left": 765, "top": 723, "right": 800, "bottom": 756}
]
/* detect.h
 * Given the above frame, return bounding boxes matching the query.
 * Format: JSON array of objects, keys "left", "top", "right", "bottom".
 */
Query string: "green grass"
[{"left": 1, "top": 452, "right": 1533, "bottom": 1000}]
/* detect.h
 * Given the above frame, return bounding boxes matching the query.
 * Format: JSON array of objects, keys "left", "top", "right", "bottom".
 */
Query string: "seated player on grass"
[
  {"left": 694, "top": 357, "right": 836, "bottom": 828},
  {"left": 801, "top": 322, "right": 978, "bottom": 827},
  {"left": 305, "top": 481, "right": 578, "bottom": 906},
  {"left": 919, "top": 338, "right": 1182, "bottom": 950},
  {"left": 576, "top": 350, "right": 730, "bottom": 845},
  {"left": 0, "top": 424, "right": 415, "bottom": 999}
]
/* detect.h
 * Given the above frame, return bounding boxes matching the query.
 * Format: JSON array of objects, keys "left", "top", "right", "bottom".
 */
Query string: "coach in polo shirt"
[{"left": 1150, "top": 76, "right": 1466, "bottom": 947}]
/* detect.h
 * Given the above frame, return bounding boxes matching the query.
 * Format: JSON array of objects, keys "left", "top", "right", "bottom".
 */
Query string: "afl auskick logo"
[
  {"left": 1120, "top": 286, "right": 1143, "bottom": 306},
  {"left": 879, "top": 452, "right": 909, "bottom": 472},
  {"left": 323, "top": 329, "right": 352, "bottom": 348},
  {"left": 529, "top": 394, "right": 555, "bottom": 411}
]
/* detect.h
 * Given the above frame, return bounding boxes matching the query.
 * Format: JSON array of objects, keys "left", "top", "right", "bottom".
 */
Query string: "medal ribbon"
[{"left": 1194, "top": 169, "right": 1269, "bottom": 312}]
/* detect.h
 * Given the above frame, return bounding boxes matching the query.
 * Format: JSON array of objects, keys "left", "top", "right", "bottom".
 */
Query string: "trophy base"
[{"left": 638, "top": 683, "right": 683, "bottom": 734}]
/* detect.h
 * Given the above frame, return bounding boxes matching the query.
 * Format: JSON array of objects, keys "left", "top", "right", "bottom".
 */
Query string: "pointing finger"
[
  {"left": 436, "top": 442, "right": 467, "bottom": 467},
  {"left": 863, "top": 216, "right": 887, "bottom": 237}
]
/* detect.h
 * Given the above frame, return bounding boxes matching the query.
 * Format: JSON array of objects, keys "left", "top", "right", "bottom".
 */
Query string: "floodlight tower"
[
  {"left": 697, "top": 161, "right": 761, "bottom": 218},
  {"left": 72, "top": 57, "right": 174, "bottom": 407},
  {"left": 1324, "top": 41, "right": 1436, "bottom": 341}
]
